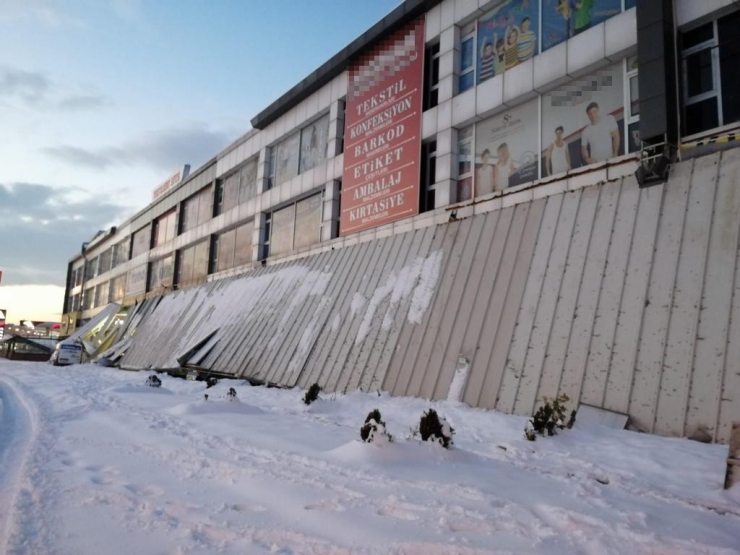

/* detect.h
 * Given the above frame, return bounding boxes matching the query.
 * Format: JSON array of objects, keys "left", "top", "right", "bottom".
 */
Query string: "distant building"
[{"left": 61, "top": 0, "right": 740, "bottom": 443}]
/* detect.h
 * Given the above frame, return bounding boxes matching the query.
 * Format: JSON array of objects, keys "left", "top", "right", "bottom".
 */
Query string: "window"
[
  {"left": 625, "top": 55, "right": 640, "bottom": 153},
  {"left": 268, "top": 115, "right": 330, "bottom": 189},
  {"left": 83, "top": 288, "right": 94, "bottom": 311},
  {"left": 125, "top": 265, "right": 148, "bottom": 298},
  {"left": 131, "top": 225, "right": 151, "bottom": 258},
  {"left": 98, "top": 248, "right": 113, "bottom": 275},
  {"left": 114, "top": 238, "right": 129, "bottom": 267},
  {"left": 215, "top": 171, "right": 239, "bottom": 216},
  {"left": 239, "top": 158, "right": 259, "bottom": 204},
  {"left": 152, "top": 209, "right": 177, "bottom": 247},
  {"left": 214, "top": 220, "right": 254, "bottom": 272},
  {"left": 424, "top": 42, "right": 441, "bottom": 110},
  {"left": 459, "top": 23, "right": 476, "bottom": 93},
  {"left": 110, "top": 275, "right": 126, "bottom": 302},
  {"left": 420, "top": 141, "right": 437, "bottom": 213},
  {"left": 299, "top": 115, "right": 330, "bottom": 173},
  {"left": 180, "top": 186, "right": 213, "bottom": 233},
  {"left": 265, "top": 194, "right": 322, "bottom": 258},
  {"left": 176, "top": 241, "right": 209, "bottom": 287},
  {"left": 681, "top": 12, "right": 740, "bottom": 137},
  {"left": 148, "top": 255, "right": 174, "bottom": 292},
  {"left": 94, "top": 282, "right": 109, "bottom": 308},
  {"left": 457, "top": 126, "right": 474, "bottom": 201},
  {"left": 73, "top": 266, "right": 83, "bottom": 287}
]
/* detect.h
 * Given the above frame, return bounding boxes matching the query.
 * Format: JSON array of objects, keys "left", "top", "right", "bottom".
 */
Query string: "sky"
[{"left": 0, "top": 0, "right": 401, "bottom": 324}]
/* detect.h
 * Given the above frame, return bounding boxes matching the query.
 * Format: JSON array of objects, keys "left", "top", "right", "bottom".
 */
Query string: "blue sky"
[{"left": 0, "top": 0, "right": 401, "bottom": 322}]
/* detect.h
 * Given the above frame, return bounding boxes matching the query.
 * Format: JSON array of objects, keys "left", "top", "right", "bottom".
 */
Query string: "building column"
[
  {"left": 251, "top": 212, "right": 267, "bottom": 262},
  {"left": 322, "top": 179, "right": 341, "bottom": 242},
  {"left": 327, "top": 99, "right": 346, "bottom": 158},
  {"left": 434, "top": 127, "right": 458, "bottom": 208},
  {"left": 256, "top": 147, "right": 271, "bottom": 194}
]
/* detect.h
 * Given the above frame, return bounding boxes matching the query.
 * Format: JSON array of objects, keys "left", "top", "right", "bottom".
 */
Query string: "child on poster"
[{"left": 494, "top": 143, "right": 517, "bottom": 190}]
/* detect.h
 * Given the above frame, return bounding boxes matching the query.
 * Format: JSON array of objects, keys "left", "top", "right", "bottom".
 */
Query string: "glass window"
[
  {"left": 125, "top": 265, "right": 148, "bottom": 297},
  {"left": 234, "top": 220, "right": 254, "bottom": 266},
  {"left": 424, "top": 42, "right": 441, "bottom": 109},
  {"left": 110, "top": 275, "right": 126, "bottom": 302},
  {"left": 131, "top": 225, "right": 151, "bottom": 258},
  {"left": 83, "top": 288, "right": 94, "bottom": 310},
  {"left": 476, "top": 97, "right": 539, "bottom": 193},
  {"left": 218, "top": 172, "right": 239, "bottom": 215},
  {"left": 274, "top": 132, "right": 300, "bottom": 188},
  {"left": 239, "top": 158, "right": 259, "bottom": 203},
  {"left": 178, "top": 247, "right": 194, "bottom": 285},
  {"left": 293, "top": 195, "right": 322, "bottom": 251},
  {"left": 542, "top": 64, "right": 624, "bottom": 175},
  {"left": 95, "top": 282, "right": 109, "bottom": 307},
  {"left": 153, "top": 209, "right": 176, "bottom": 246},
  {"left": 458, "top": 126, "right": 474, "bottom": 202},
  {"left": 148, "top": 255, "right": 174, "bottom": 292},
  {"left": 718, "top": 11, "right": 740, "bottom": 127},
  {"left": 299, "top": 115, "right": 330, "bottom": 173},
  {"left": 197, "top": 187, "right": 212, "bottom": 226},
  {"left": 270, "top": 204, "right": 295, "bottom": 257},
  {"left": 685, "top": 49, "right": 715, "bottom": 98},
  {"left": 217, "top": 229, "right": 236, "bottom": 272},
  {"left": 193, "top": 241, "right": 209, "bottom": 281}
]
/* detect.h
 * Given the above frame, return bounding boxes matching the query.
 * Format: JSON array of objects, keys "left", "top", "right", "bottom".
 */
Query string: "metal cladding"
[{"left": 118, "top": 149, "right": 740, "bottom": 443}]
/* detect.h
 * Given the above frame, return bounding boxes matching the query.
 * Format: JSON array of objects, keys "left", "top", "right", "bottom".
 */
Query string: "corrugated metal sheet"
[{"left": 118, "top": 148, "right": 740, "bottom": 443}]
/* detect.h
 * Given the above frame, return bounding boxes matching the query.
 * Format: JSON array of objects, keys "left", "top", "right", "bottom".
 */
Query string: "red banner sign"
[{"left": 340, "top": 19, "right": 425, "bottom": 236}]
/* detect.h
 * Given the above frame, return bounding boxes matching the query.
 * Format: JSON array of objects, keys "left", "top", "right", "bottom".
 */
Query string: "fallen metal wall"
[{"left": 119, "top": 149, "right": 740, "bottom": 443}]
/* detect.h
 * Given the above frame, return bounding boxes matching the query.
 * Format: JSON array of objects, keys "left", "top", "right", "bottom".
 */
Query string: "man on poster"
[{"left": 580, "top": 102, "right": 620, "bottom": 165}]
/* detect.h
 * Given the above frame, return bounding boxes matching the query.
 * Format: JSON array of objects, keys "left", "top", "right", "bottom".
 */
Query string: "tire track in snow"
[{"left": 0, "top": 378, "right": 35, "bottom": 554}]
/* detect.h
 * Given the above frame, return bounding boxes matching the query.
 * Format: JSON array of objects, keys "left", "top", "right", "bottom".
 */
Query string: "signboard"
[
  {"left": 340, "top": 18, "right": 425, "bottom": 236},
  {"left": 152, "top": 164, "right": 191, "bottom": 201},
  {"left": 0, "top": 309, "right": 5, "bottom": 341}
]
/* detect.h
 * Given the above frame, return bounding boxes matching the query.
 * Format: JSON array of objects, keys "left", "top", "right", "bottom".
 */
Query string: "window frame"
[
  {"left": 681, "top": 20, "right": 724, "bottom": 137},
  {"left": 459, "top": 22, "right": 476, "bottom": 94},
  {"left": 264, "top": 192, "right": 323, "bottom": 259}
]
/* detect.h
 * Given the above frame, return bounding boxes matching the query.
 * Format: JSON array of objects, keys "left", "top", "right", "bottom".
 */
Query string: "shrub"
[
  {"left": 360, "top": 409, "right": 393, "bottom": 444},
  {"left": 146, "top": 375, "right": 161, "bottom": 388},
  {"left": 303, "top": 383, "right": 321, "bottom": 405},
  {"left": 225, "top": 387, "right": 238, "bottom": 401},
  {"left": 525, "top": 394, "right": 576, "bottom": 441},
  {"left": 206, "top": 376, "right": 219, "bottom": 389},
  {"left": 418, "top": 409, "right": 454, "bottom": 448}
]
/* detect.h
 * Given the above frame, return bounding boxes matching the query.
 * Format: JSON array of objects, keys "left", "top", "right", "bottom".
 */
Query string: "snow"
[
  {"left": 446, "top": 360, "right": 469, "bottom": 403},
  {"left": 408, "top": 250, "right": 443, "bottom": 325},
  {"left": 1, "top": 359, "right": 739, "bottom": 554},
  {"left": 350, "top": 292, "right": 366, "bottom": 315}
]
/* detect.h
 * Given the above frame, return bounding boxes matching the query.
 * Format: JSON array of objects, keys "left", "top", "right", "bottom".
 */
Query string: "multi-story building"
[{"left": 61, "top": 0, "right": 740, "bottom": 442}]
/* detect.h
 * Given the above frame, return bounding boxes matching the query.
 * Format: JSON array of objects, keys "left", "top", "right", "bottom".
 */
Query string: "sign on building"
[
  {"left": 152, "top": 165, "right": 191, "bottom": 201},
  {"left": 340, "top": 18, "right": 425, "bottom": 236},
  {"left": 0, "top": 309, "right": 5, "bottom": 341}
]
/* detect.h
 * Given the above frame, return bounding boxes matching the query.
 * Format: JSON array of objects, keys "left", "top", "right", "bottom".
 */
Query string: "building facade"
[{"left": 61, "top": 0, "right": 740, "bottom": 442}]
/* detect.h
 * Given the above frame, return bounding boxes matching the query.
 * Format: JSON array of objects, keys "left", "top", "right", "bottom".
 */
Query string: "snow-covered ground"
[{"left": 0, "top": 359, "right": 738, "bottom": 555}]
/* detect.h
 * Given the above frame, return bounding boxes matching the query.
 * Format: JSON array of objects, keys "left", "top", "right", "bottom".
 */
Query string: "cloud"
[
  {"left": 0, "top": 66, "right": 111, "bottom": 110},
  {"left": 0, "top": 0, "right": 85, "bottom": 28},
  {"left": 0, "top": 67, "right": 51, "bottom": 104},
  {"left": 57, "top": 94, "right": 112, "bottom": 111},
  {"left": 42, "top": 146, "right": 114, "bottom": 169},
  {"left": 0, "top": 182, "right": 126, "bottom": 287},
  {"left": 43, "top": 126, "right": 234, "bottom": 172}
]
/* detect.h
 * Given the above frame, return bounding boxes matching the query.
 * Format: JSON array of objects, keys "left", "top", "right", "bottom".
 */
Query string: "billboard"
[
  {"left": 542, "top": 0, "right": 622, "bottom": 52},
  {"left": 474, "top": 98, "right": 540, "bottom": 196},
  {"left": 477, "top": 0, "right": 539, "bottom": 85},
  {"left": 340, "top": 18, "right": 425, "bottom": 236},
  {"left": 0, "top": 309, "right": 5, "bottom": 341},
  {"left": 541, "top": 64, "right": 624, "bottom": 177}
]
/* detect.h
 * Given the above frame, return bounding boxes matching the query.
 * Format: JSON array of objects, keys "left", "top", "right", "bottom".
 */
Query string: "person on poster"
[
  {"left": 546, "top": 126, "right": 571, "bottom": 175},
  {"left": 556, "top": 0, "right": 573, "bottom": 38},
  {"left": 476, "top": 149, "right": 496, "bottom": 196},
  {"left": 480, "top": 39, "right": 496, "bottom": 81},
  {"left": 494, "top": 37, "right": 507, "bottom": 75},
  {"left": 574, "top": 0, "right": 594, "bottom": 35},
  {"left": 505, "top": 26, "right": 520, "bottom": 70},
  {"left": 494, "top": 143, "right": 517, "bottom": 190},
  {"left": 581, "top": 102, "right": 620, "bottom": 165},
  {"left": 517, "top": 17, "right": 537, "bottom": 62}
]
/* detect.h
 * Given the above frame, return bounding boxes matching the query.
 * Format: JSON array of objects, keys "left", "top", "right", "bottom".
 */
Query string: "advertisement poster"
[
  {"left": 477, "top": 0, "right": 539, "bottom": 85},
  {"left": 0, "top": 309, "right": 6, "bottom": 341},
  {"left": 541, "top": 64, "right": 624, "bottom": 176},
  {"left": 542, "top": 0, "right": 622, "bottom": 51},
  {"left": 340, "top": 18, "right": 425, "bottom": 236},
  {"left": 475, "top": 98, "right": 539, "bottom": 196}
]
